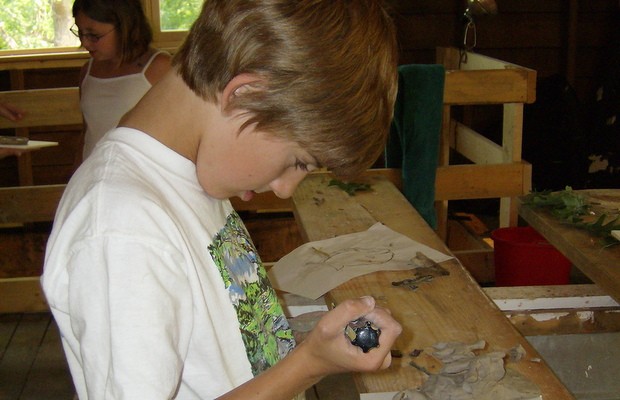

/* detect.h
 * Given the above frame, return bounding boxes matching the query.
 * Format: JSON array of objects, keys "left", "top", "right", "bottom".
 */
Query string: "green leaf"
[
  {"left": 328, "top": 179, "right": 371, "bottom": 196},
  {"left": 523, "top": 187, "right": 620, "bottom": 244}
]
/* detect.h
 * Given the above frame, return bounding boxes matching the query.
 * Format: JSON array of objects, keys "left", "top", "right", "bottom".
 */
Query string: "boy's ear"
[{"left": 221, "top": 73, "right": 263, "bottom": 112}]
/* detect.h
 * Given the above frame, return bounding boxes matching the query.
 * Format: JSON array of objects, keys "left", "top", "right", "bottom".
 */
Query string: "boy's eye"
[{"left": 294, "top": 160, "right": 309, "bottom": 172}]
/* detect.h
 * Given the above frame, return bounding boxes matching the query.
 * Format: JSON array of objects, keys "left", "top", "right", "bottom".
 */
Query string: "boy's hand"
[{"left": 298, "top": 296, "right": 402, "bottom": 377}]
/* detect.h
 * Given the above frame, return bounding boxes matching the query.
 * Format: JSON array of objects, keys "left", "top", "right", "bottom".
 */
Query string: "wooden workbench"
[
  {"left": 519, "top": 189, "right": 620, "bottom": 304},
  {"left": 292, "top": 173, "right": 574, "bottom": 399}
]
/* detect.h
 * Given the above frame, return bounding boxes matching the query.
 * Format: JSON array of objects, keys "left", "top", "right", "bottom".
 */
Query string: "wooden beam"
[
  {"left": 484, "top": 285, "right": 620, "bottom": 336},
  {"left": 0, "top": 184, "right": 66, "bottom": 224},
  {"left": 434, "top": 162, "right": 531, "bottom": 200},
  {"left": 0, "top": 50, "right": 89, "bottom": 71},
  {"left": 444, "top": 69, "right": 536, "bottom": 105},
  {"left": 0, "top": 277, "right": 49, "bottom": 313},
  {"left": 436, "top": 47, "right": 537, "bottom": 105},
  {"left": 0, "top": 88, "right": 82, "bottom": 129},
  {"left": 230, "top": 192, "right": 292, "bottom": 213},
  {"left": 453, "top": 122, "right": 504, "bottom": 164},
  {"left": 453, "top": 249, "right": 494, "bottom": 284},
  {"left": 486, "top": 285, "right": 620, "bottom": 311}
]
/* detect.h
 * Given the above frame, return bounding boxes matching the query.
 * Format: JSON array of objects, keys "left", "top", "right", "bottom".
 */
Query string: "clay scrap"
[{"left": 394, "top": 340, "right": 541, "bottom": 400}]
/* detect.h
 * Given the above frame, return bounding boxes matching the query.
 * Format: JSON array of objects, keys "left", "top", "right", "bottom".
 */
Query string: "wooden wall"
[
  {"left": 389, "top": 0, "right": 618, "bottom": 103},
  {"left": 1, "top": 0, "right": 618, "bottom": 188},
  {"left": 0, "top": 69, "right": 81, "bottom": 187}
]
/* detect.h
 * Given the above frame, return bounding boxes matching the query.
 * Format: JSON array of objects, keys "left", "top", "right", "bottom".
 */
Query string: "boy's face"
[{"left": 195, "top": 124, "right": 318, "bottom": 201}]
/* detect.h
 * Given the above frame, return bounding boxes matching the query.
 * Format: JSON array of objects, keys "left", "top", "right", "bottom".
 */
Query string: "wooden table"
[
  {"left": 518, "top": 189, "right": 620, "bottom": 304},
  {"left": 292, "top": 173, "right": 573, "bottom": 399}
]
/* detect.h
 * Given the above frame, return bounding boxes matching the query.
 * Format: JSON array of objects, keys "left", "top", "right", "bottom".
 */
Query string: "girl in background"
[{"left": 72, "top": 0, "right": 171, "bottom": 159}]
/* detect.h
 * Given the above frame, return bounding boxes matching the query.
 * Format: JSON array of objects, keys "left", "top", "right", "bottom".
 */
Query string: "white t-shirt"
[
  {"left": 42, "top": 127, "right": 295, "bottom": 399},
  {"left": 80, "top": 51, "right": 164, "bottom": 159}
]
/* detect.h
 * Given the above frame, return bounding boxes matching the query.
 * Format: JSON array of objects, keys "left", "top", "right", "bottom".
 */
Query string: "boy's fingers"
[
  {"left": 332, "top": 296, "right": 375, "bottom": 321},
  {"left": 331, "top": 297, "right": 402, "bottom": 346}
]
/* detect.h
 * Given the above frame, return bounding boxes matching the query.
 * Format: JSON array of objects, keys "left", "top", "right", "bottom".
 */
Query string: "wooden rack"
[{"left": 434, "top": 46, "right": 536, "bottom": 238}]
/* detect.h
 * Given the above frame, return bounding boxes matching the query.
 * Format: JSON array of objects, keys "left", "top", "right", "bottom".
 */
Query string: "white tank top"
[{"left": 80, "top": 51, "right": 164, "bottom": 158}]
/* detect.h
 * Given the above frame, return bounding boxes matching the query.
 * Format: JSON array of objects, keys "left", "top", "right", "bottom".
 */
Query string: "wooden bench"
[{"left": 0, "top": 86, "right": 82, "bottom": 313}]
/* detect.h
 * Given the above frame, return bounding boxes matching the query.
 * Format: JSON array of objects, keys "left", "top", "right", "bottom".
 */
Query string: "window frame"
[{"left": 144, "top": 0, "right": 189, "bottom": 48}]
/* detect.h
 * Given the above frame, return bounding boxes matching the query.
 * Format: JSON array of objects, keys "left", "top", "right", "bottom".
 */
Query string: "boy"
[{"left": 42, "top": 0, "right": 402, "bottom": 399}]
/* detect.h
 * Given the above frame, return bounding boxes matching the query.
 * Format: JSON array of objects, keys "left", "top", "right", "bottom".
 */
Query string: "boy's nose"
[{"left": 270, "top": 171, "right": 308, "bottom": 199}]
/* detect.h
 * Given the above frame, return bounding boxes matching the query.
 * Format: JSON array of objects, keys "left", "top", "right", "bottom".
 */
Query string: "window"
[
  {"left": 0, "top": 0, "right": 202, "bottom": 54},
  {"left": 145, "top": 0, "right": 201, "bottom": 46},
  {"left": 0, "top": 0, "right": 79, "bottom": 51},
  {"left": 159, "top": 0, "right": 203, "bottom": 31}
]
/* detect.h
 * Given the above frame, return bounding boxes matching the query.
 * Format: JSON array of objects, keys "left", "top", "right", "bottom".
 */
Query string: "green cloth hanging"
[{"left": 385, "top": 64, "right": 445, "bottom": 229}]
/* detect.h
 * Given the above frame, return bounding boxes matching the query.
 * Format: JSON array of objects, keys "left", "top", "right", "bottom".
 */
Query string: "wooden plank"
[
  {"left": 443, "top": 69, "right": 535, "bottom": 105},
  {"left": 312, "top": 374, "right": 358, "bottom": 400},
  {"left": 452, "top": 249, "right": 495, "bottom": 284},
  {"left": 478, "top": 48, "right": 563, "bottom": 78},
  {"left": 0, "top": 88, "right": 82, "bottom": 130},
  {"left": 443, "top": 46, "right": 537, "bottom": 72},
  {"left": 437, "top": 47, "right": 537, "bottom": 105},
  {"left": 503, "top": 103, "right": 524, "bottom": 162},
  {"left": 499, "top": 196, "right": 518, "bottom": 228},
  {"left": 0, "top": 313, "right": 51, "bottom": 399},
  {"left": 434, "top": 162, "right": 531, "bottom": 200},
  {"left": 0, "top": 51, "right": 88, "bottom": 71},
  {"left": 446, "top": 219, "right": 490, "bottom": 251},
  {"left": 445, "top": 213, "right": 494, "bottom": 277},
  {"left": 485, "top": 285, "right": 620, "bottom": 311},
  {"left": 292, "top": 174, "right": 377, "bottom": 243},
  {"left": 230, "top": 192, "right": 292, "bottom": 213},
  {"left": 9, "top": 71, "right": 33, "bottom": 187},
  {"left": 243, "top": 215, "right": 303, "bottom": 263},
  {"left": 0, "top": 184, "right": 65, "bottom": 224},
  {"left": 292, "top": 173, "right": 574, "bottom": 399},
  {"left": 0, "top": 277, "right": 49, "bottom": 314},
  {"left": 0, "top": 314, "right": 20, "bottom": 359},
  {"left": 483, "top": 285, "right": 620, "bottom": 336},
  {"left": 453, "top": 122, "right": 504, "bottom": 164},
  {"left": 518, "top": 190, "right": 620, "bottom": 305},
  {"left": 20, "top": 317, "right": 75, "bottom": 400},
  {"left": 501, "top": 309, "right": 620, "bottom": 336}
]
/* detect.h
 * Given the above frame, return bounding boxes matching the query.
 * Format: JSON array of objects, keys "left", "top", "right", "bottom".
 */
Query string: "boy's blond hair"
[{"left": 174, "top": 0, "right": 398, "bottom": 178}]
